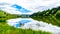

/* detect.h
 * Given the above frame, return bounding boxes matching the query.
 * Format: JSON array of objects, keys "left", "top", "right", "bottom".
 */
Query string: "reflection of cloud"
[{"left": 21, "top": 19, "right": 60, "bottom": 34}]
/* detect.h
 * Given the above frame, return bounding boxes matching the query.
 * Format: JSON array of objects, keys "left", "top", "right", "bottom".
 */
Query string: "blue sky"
[
  {"left": 11, "top": 4, "right": 31, "bottom": 13},
  {"left": 0, "top": 0, "right": 60, "bottom": 14}
]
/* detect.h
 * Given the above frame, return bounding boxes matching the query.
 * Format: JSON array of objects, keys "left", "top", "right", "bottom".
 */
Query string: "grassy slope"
[{"left": 0, "top": 10, "right": 51, "bottom": 34}]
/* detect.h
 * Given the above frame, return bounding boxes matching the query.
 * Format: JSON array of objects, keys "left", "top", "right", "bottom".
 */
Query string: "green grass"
[
  {"left": 0, "top": 10, "right": 52, "bottom": 34},
  {"left": 0, "top": 23, "right": 52, "bottom": 34},
  {"left": 0, "top": 10, "right": 21, "bottom": 23}
]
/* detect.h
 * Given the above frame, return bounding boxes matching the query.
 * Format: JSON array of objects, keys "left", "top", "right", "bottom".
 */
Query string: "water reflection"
[
  {"left": 7, "top": 18, "right": 60, "bottom": 34},
  {"left": 31, "top": 16, "right": 60, "bottom": 27},
  {"left": 7, "top": 18, "right": 32, "bottom": 28}
]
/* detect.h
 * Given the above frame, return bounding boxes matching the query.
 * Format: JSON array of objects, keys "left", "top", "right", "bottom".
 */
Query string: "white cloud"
[{"left": 0, "top": 0, "right": 60, "bottom": 14}]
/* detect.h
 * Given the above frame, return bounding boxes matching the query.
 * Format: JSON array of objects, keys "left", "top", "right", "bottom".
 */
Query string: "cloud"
[
  {"left": 0, "top": 0, "right": 60, "bottom": 14},
  {"left": 16, "top": 0, "right": 60, "bottom": 12}
]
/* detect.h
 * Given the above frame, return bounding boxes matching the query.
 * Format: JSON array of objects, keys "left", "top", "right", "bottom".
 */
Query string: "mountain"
[{"left": 30, "top": 6, "right": 60, "bottom": 27}]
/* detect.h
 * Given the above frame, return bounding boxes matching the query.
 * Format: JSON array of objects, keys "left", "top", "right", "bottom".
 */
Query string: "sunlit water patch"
[{"left": 7, "top": 18, "right": 60, "bottom": 34}]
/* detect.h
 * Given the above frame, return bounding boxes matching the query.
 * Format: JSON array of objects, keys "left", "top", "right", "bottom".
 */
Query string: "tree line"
[{"left": 30, "top": 6, "right": 60, "bottom": 17}]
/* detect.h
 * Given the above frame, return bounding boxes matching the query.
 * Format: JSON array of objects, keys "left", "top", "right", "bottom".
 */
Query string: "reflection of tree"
[
  {"left": 36, "top": 23, "right": 40, "bottom": 27},
  {"left": 19, "top": 22, "right": 24, "bottom": 27},
  {"left": 31, "top": 16, "right": 60, "bottom": 27}
]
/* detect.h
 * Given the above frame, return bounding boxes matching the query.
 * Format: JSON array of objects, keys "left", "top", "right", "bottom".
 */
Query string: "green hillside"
[
  {"left": 30, "top": 6, "right": 60, "bottom": 27},
  {"left": 30, "top": 6, "right": 60, "bottom": 17},
  {"left": 0, "top": 10, "right": 21, "bottom": 23}
]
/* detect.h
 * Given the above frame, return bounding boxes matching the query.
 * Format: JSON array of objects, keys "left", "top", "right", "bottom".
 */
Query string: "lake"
[{"left": 7, "top": 18, "right": 60, "bottom": 34}]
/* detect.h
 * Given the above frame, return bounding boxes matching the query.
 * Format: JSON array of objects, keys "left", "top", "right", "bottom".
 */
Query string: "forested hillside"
[
  {"left": 30, "top": 6, "right": 60, "bottom": 27},
  {"left": 30, "top": 6, "right": 60, "bottom": 17}
]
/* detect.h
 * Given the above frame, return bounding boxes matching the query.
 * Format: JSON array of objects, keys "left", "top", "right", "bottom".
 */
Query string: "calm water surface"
[{"left": 7, "top": 18, "right": 60, "bottom": 34}]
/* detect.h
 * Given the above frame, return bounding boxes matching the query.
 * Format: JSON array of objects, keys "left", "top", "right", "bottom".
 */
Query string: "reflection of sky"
[
  {"left": 15, "top": 20, "right": 31, "bottom": 28},
  {"left": 11, "top": 4, "right": 31, "bottom": 13},
  {"left": 7, "top": 18, "right": 32, "bottom": 28},
  {"left": 20, "top": 20, "right": 31, "bottom": 24}
]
